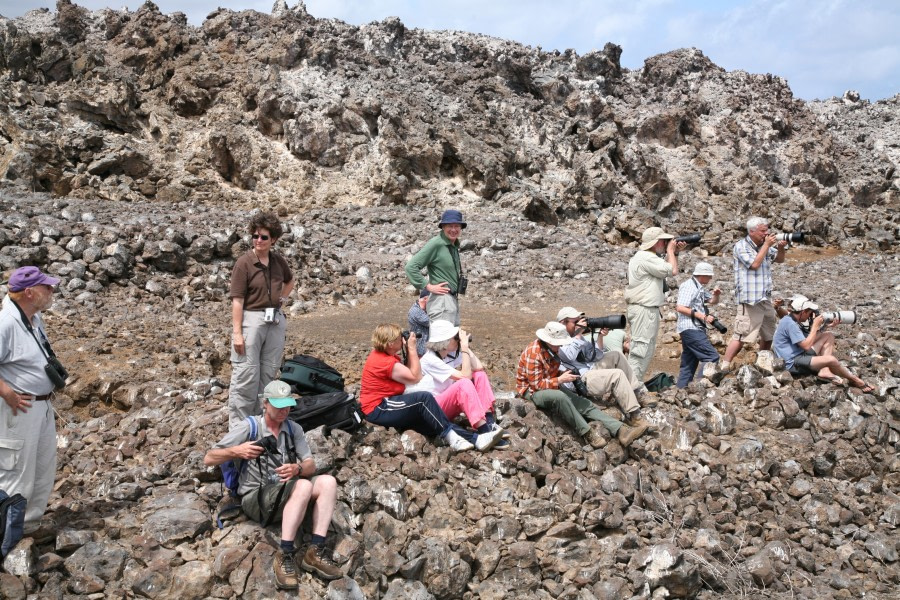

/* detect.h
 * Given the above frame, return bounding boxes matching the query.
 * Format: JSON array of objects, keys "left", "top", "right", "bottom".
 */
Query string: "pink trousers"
[{"left": 435, "top": 371, "right": 495, "bottom": 426}]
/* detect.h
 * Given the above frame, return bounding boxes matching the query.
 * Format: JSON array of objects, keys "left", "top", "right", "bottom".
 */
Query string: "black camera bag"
[
  {"left": 288, "top": 391, "right": 364, "bottom": 435},
  {"left": 280, "top": 354, "right": 345, "bottom": 395}
]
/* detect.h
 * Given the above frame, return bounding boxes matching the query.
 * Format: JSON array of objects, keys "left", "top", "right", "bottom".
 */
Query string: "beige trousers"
[
  {"left": 626, "top": 304, "right": 660, "bottom": 382},
  {"left": 583, "top": 361, "right": 641, "bottom": 416}
]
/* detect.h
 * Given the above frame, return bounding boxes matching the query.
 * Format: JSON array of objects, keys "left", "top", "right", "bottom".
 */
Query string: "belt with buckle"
[{"left": 34, "top": 393, "right": 53, "bottom": 401}]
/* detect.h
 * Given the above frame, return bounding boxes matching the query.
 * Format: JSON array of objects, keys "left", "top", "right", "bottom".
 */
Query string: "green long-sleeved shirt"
[{"left": 405, "top": 232, "right": 461, "bottom": 291}]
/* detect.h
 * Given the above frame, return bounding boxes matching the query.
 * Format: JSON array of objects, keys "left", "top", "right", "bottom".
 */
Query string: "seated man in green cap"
[{"left": 204, "top": 381, "right": 342, "bottom": 589}]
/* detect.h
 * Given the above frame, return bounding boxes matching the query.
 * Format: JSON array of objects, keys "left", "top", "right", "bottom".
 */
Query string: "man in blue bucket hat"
[{"left": 405, "top": 209, "right": 468, "bottom": 326}]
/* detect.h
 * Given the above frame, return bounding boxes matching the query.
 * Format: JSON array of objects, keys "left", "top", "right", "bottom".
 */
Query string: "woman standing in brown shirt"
[{"left": 228, "top": 212, "right": 294, "bottom": 429}]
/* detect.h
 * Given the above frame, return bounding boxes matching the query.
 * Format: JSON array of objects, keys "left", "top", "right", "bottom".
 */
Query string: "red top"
[{"left": 360, "top": 350, "right": 405, "bottom": 414}]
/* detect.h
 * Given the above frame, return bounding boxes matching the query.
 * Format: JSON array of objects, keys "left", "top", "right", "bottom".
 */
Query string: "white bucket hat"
[
  {"left": 428, "top": 320, "right": 459, "bottom": 344},
  {"left": 536, "top": 321, "right": 574, "bottom": 346},
  {"left": 693, "top": 262, "right": 715, "bottom": 277},
  {"left": 640, "top": 226, "right": 675, "bottom": 251}
]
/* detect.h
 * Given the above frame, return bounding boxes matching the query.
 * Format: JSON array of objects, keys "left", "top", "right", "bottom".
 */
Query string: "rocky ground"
[
  {"left": 0, "top": 1, "right": 898, "bottom": 598},
  {"left": 0, "top": 191, "right": 897, "bottom": 599}
]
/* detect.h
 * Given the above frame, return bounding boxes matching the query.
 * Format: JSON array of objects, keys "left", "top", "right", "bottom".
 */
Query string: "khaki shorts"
[
  {"left": 241, "top": 477, "right": 317, "bottom": 526},
  {"left": 731, "top": 300, "right": 776, "bottom": 344}
]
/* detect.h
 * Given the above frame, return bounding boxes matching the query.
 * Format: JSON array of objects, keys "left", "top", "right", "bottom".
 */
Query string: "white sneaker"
[
  {"left": 474, "top": 428, "right": 503, "bottom": 452},
  {"left": 490, "top": 423, "right": 510, "bottom": 439},
  {"left": 444, "top": 430, "right": 474, "bottom": 452}
]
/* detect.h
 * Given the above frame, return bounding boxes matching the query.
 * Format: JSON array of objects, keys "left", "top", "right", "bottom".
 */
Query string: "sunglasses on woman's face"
[{"left": 252, "top": 234, "right": 270, "bottom": 240}]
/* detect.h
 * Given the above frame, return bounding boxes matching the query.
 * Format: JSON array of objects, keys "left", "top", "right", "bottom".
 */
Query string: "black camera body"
[
  {"left": 457, "top": 276, "right": 468, "bottom": 295},
  {"left": 44, "top": 356, "right": 69, "bottom": 390},
  {"left": 253, "top": 435, "right": 280, "bottom": 455},
  {"left": 401, "top": 330, "right": 411, "bottom": 341},
  {"left": 584, "top": 315, "right": 627, "bottom": 330},
  {"left": 561, "top": 369, "right": 589, "bottom": 397}
]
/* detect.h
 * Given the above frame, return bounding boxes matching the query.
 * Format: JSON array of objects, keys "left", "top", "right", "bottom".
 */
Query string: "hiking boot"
[
  {"left": 617, "top": 423, "right": 649, "bottom": 447},
  {"left": 583, "top": 426, "right": 607, "bottom": 449},
  {"left": 274, "top": 552, "right": 299, "bottom": 590},
  {"left": 474, "top": 428, "right": 503, "bottom": 451},
  {"left": 638, "top": 393, "right": 658, "bottom": 409},
  {"left": 300, "top": 545, "right": 343, "bottom": 581},
  {"left": 624, "top": 410, "right": 648, "bottom": 428},
  {"left": 444, "top": 430, "right": 474, "bottom": 452}
]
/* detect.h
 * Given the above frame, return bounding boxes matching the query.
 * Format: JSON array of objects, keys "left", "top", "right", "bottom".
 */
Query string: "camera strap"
[
  {"left": 448, "top": 242, "right": 463, "bottom": 281},
  {"left": 688, "top": 278, "right": 709, "bottom": 329},
  {"left": 10, "top": 298, "right": 57, "bottom": 359}
]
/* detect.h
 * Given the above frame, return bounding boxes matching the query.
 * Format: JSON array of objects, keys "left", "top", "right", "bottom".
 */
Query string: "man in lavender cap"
[{"left": 0, "top": 266, "right": 64, "bottom": 523}]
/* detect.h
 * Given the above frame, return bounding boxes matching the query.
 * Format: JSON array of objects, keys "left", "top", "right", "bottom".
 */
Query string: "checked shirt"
[
  {"left": 516, "top": 340, "right": 562, "bottom": 397},
  {"left": 733, "top": 236, "right": 778, "bottom": 305}
]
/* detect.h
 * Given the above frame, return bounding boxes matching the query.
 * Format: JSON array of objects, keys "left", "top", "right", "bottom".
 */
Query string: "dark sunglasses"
[{"left": 251, "top": 234, "right": 271, "bottom": 241}]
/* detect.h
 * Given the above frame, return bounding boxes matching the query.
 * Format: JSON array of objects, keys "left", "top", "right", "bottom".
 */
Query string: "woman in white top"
[{"left": 407, "top": 320, "right": 505, "bottom": 443}]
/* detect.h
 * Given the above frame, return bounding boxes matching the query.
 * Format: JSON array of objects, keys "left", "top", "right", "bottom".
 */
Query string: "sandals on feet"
[
  {"left": 858, "top": 383, "right": 876, "bottom": 394},
  {"left": 816, "top": 375, "right": 845, "bottom": 386}
]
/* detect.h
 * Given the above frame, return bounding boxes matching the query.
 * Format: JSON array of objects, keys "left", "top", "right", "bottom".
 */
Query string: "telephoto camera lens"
[
  {"left": 585, "top": 315, "right": 627, "bottom": 330},
  {"left": 821, "top": 310, "right": 857, "bottom": 325},
  {"left": 675, "top": 233, "right": 702, "bottom": 244},
  {"left": 710, "top": 318, "right": 728, "bottom": 334},
  {"left": 775, "top": 232, "right": 805, "bottom": 243}
]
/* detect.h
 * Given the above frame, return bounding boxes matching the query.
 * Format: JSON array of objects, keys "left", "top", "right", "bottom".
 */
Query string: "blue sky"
[{"left": 1, "top": 0, "right": 898, "bottom": 101}]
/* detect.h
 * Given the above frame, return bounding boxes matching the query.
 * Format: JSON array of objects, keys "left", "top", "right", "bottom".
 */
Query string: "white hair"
[{"left": 746, "top": 216, "right": 768, "bottom": 233}]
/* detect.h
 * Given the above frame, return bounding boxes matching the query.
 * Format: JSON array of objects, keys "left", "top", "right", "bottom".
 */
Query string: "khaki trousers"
[
  {"left": 0, "top": 399, "right": 56, "bottom": 522},
  {"left": 626, "top": 304, "right": 660, "bottom": 383},
  {"left": 583, "top": 360, "right": 640, "bottom": 416}
]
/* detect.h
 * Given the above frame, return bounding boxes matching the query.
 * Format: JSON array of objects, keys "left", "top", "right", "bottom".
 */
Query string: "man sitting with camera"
[
  {"left": 772, "top": 296, "right": 873, "bottom": 393},
  {"left": 556, "top": 307, "right": 649, "bottom": 425},
  {"left": 674, "top": 262, "right": 723, "bottom": 388},
  {"left": 516, "top": 321, "right": 649, "bottom": 449},
  {"left": 204, "top": 381, "right": 342, "bottom": 589}
]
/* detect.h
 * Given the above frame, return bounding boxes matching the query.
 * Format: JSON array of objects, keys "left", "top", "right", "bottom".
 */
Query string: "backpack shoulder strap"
[
  {"left": 284, "top": 421, "right": 298, "bottom": 464},
  {"left": 247, "top": 416, "right": 258, "bottom": 442}
]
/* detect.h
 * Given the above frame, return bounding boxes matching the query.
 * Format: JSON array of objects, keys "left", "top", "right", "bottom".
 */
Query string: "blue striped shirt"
[{"left": 733, "top": 236, "right": 778, "bottom": 305}]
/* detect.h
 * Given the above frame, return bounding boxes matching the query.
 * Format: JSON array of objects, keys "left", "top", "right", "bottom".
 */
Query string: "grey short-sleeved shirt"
[
  {"left": 0, "top": 297, "right": 55, "bottom": 397},
  {"left": 215, "top": 416, "right": 312, "bottom": 496}
]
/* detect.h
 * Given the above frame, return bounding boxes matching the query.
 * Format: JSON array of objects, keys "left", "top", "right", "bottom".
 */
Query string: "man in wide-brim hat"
[
  {"left": 515, "top": 321, "right": 648, "bottom": 449},
  {"left": 623, "top": 226, "right": 685, "bottom": 382}
]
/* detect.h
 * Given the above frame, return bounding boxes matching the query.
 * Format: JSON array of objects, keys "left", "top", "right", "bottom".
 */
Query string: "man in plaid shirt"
[
  {"left": 516, "top": 322, "right": 648, "bottom": 449},
  {"left": 721, "top": 217, "right": 787, "bottom": 370},
  {"left": 675, "top": 262, "right": 722, "bottom": 387}
]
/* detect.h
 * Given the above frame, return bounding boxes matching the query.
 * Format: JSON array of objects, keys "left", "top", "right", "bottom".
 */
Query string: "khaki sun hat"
[
  {"left": 640, "top": 226, "right": 675, "bottom": 251},
  {"left": 536, "top": 321, "right": 574, "bottom": 346}
]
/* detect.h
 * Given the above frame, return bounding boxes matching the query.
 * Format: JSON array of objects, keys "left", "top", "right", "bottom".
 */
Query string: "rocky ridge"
[{"left": 0, "top": 1, "right": 897, "bottom": 250}]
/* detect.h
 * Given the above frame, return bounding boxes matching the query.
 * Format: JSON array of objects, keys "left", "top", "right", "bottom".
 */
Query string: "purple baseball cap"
[{"left": 8, "top": 266, "right": 60, "bottom": 292}]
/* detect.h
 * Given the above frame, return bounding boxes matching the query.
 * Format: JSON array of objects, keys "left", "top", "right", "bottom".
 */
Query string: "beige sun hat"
[
  {"left": 640, "top": 226, "right": 675, "bottom": 251},
  {"left": 556, "top": 306, "right": 584, "bottom": 322},
  {"left": 536, "top": 321, "right": 574, "bottom": 346}
]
